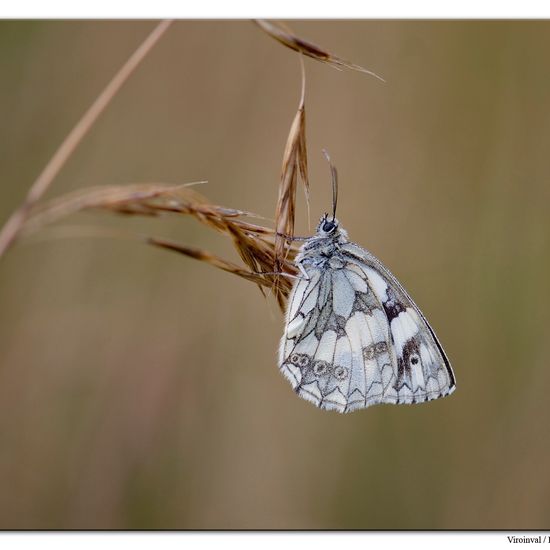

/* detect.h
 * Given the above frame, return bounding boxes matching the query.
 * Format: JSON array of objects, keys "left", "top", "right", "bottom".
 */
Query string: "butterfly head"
[{"left": 316, "top": 213, "right": 345, "bottom": 239}]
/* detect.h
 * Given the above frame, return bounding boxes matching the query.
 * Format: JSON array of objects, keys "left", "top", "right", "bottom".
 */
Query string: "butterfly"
[{"left": 278, "top": 154, "right": 456, "bottom": 413}]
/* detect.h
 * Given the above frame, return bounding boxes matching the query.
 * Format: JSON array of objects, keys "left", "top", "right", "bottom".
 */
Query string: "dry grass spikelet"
[{"left": 0, "top": 20, "right": 383, "bottom": 312}]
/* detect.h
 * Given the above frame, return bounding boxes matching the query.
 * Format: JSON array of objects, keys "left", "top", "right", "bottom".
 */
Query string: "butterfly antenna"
[{"left": 322, "top": 149, "right": 338, "bottom": 221}]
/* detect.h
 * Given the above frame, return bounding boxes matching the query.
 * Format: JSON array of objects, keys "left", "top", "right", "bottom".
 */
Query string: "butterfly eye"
[{"left": 322, "top": 220, "right": 336, "bottom": 233}]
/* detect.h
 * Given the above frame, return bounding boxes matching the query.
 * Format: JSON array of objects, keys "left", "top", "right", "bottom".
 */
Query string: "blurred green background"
[{"left": 0, "top": 20, "right": 549, "bottom": 529}]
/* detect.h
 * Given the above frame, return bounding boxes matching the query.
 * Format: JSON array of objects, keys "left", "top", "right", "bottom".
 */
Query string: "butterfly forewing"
[{"left": 279, "top": 224, "right": 456, "bottom": 413}]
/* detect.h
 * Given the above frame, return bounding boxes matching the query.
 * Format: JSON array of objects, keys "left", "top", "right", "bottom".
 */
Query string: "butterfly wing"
[
  {"left": 279, "top": 243, "right": 456, "bottom": 413},
  {"left": 279, "top": 265, "right": 370, "bottom": 412}
]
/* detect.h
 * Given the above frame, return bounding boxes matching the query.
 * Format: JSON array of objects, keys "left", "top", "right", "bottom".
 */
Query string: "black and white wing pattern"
[{"left": 279, "top": 234, "right": 456, "bottom": 413}]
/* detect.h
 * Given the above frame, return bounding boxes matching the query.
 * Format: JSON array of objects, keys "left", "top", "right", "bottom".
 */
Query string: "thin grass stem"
[{"left": 0, "top": 19, "right": 173, "bottom": 259}]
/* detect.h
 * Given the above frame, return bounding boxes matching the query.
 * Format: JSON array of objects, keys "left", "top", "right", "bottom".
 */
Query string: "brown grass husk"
[{"left": 3, "top": 20, "right": 381, "bottom": 312}]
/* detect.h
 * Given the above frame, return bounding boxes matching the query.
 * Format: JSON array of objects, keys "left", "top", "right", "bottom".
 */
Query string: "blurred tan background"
[{"left": 0, "top": 20, "right": 549, "bottom": 529}]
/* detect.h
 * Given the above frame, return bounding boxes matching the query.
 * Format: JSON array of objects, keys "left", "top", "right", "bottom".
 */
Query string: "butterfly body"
[{"left": 279, "top": 215, "right": 456, "bottom": 413}]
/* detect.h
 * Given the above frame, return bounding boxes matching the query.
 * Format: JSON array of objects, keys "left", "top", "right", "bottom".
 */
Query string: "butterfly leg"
[{"left": 276, "top": 232, "right": 311, "bottom": 242}]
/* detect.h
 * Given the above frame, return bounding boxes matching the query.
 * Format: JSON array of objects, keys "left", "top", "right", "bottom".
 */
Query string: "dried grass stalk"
[
  {"left": 0, "top": 20, "right": 173, "bottom": 259},
  {"left": 255, "top": 20, "right": 385, "bottom": 82},
  {"left": 2, "top": 21, "right": 375, "bottom": 312},
  {"left": 22, "top": 183, "right": 253, "bottom": 235},
  {"left": 147, "top": 238, "right": 276, "bottom": 287},
  {"left": 23, "top": 182, "right": 299, "bottom": 310},
  {"left": 274, "top": 57, "right": 309, "bottom": 273}
]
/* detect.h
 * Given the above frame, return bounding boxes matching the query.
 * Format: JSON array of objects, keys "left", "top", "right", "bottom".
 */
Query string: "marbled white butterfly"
[{"left": 279, "top": 155, "right": 456, "bottom": 412}]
